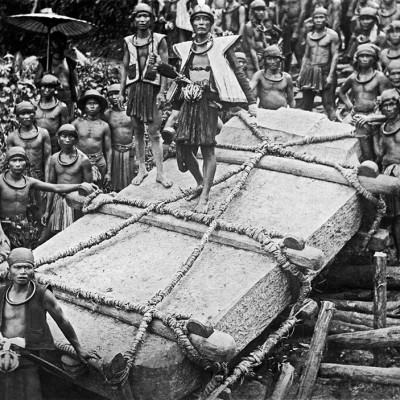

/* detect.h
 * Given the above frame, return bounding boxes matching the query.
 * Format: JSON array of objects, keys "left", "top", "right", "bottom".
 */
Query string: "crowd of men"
[{"left": 3, "top": 0, "right": 400, "bottom": 397}]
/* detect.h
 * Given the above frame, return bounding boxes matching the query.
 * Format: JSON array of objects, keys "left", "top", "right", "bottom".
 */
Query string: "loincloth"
[
  {"left": 1, "top": 214, "right": 39, "bottom": 250},
  {"left": 298, "top": 64, "right": 331, "bottom": 92},
  {"left": 84, "top": 152, "right": 106, "bottom": 182},
  {"left": 383, "top": 163, "right": 400, "bottom": 217},
  {"left": 111, "top": 143, "right": 135, "bottom": 191},
  {"left": 48, "top": 193, "right": 75, "bottom": 232},
  {"left": 126, "top": 82, "right": 159, "bottom": 123}
]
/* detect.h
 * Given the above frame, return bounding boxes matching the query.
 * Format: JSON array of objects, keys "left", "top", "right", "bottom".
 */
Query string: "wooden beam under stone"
[
  {"left": 65, "top": 194, "right": 325, "bottom": 271},
  {"left": 215, "top": 149, "right": 400, "bottom": 196}
]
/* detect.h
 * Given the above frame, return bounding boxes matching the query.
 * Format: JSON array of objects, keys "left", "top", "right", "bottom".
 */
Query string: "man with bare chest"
[
  {"left": 220, "top": 0, "right": 246, "bottom": 36},
  {"left": 250, "top": 45, "right": 295, "bottom": 109},
  {"left": 104, "top": 84, "right": 136, "bottom": 192},
  {"left": 298, "top": 7, "right": 339, "bottom": 120},
  {"left": 381, "top": 21, "right": 400, "bottom": 72},
  {"left": 39, "top": 125, "right": 93, "bottom": 244},
  {"left": 0, "top": 147, "right": 95, "bottom": 252},
  {"left": 374, "top": 89, "right": 400, "bottom": 261},
  {"left": 338, "top": 43, "right": 390, "bottom": 160},
  {"left": 35, "top": 74, "right": 69, "bottom": 154},
  {"left": 35, "top": 32, "right": 78, "bottom": 121},
  {"left": 0, "top": 247, "right": 97, "bottom": 400},
  {"left": 72, "top": 90, "right": 112, "bottom": 188},
  {"left": 378, "top": 0, "right": 400, "bottom": 29}
]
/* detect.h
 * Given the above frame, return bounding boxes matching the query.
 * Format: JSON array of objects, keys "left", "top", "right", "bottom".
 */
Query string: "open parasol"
[{"left": 3, "top": 8, "right": 97, "bottom": 70}]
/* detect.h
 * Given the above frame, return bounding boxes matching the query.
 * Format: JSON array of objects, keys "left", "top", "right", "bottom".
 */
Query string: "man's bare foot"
[
  {"left": 185, "top": 185, "right": 202, "bottom": 201},
  {"left": 156, "top": 174, "right": 173, "bottom": 188},
  {"left": 131, "top": 170, "right": 149, "bottom": 186},
  {"left": 194, "top": 198, "right": 209, "bottom": 214}
]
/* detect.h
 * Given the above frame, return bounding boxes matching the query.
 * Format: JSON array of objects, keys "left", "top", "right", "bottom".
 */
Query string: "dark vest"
[{"left": 0, "top": 282, "right": 55, "bottom": 350}]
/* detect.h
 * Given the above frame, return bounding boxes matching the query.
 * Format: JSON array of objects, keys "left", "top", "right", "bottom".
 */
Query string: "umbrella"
[{"left": 3, "top": 8, "right": 97, "bottom": 70}]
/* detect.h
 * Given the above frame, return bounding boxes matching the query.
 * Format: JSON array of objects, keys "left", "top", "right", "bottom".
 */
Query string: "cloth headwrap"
[
  {"left": 263, "top": 44, "right": 284, "bottom": 59},
  {"left": 355, "top": 43, "right": 380, "bottom": 59},
  {"left": 7, "top": 247, "right": 35, "bottom": 267},
  {"left": 359, "top": 7, "right": 378, "bottom": 19},
  {"left": 41, "top": 74, "right": 60, "bottom": 87},
  {"left": 15, "top": 101, "right": 36, "bottom": 115},
  {"left": 386, "top": 20, "right": 400, "bottom": 32},
  {"left": 107, "top": 83, "right": 120, "bottom": 94},
  {"left": 380, "top": 88, "right": 400, "bottom": 104},
  {"left": 313, "top": 6, "right": 327, "bottom": 17},
  {"left": 132, "top": 3, "right": 154, "bottom": 17},
  {"left": 57, "top": 124, "right": 79, "bottom": 139},
  {"left": 388, "top": 59, "right": 400, "bottom": 72},
  {"left": 250, "top": 0, "right": 267, "bottom": 9},
  {"left": 5, "top": 146, "right": 29, "bottom": 163}
]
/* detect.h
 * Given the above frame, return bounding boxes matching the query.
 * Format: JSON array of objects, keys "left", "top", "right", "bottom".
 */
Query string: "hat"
[
  {"left": 235, "top": 52, "right": 247, "bottom": 61},
  {"left": 250, "top": 0, "right": 267, "bottom": 9},
  {"left": 313, "top": 6, "right": 328, "bottom": 17},
  {"left": 57, "top": 124, "right": 79, "bottom": 140},
  {"left": 355, "top": 43, "right": 380, "bottom": 59},
  {"left": 14, "top": 101, "right": 36, "bottom": 115},
  {"left": 359, "top": 7, "right": 378, "bottom": 20},
  {"left": 132, "top": 3, "right": 154, "bottom": 17},
  {"left": 5, "top": 146, "right": 30, "bottom": 164},
  {"left": 263, "top": 44, "right": 284, "bottom": 59},
  {"left": 107, "top": 83, "right": 120, "bottom": 94},
  {"left": 380, "top": 88, "right": 400, "bottom": 104},
  {"left": 77, "top": 90, "right": 108, "bottom": 112},
  {"left": 190, "top": 3, "right": 214, "bottom": 24},
  {"left": 7, "top": 247, "right": 35, "bottom": 268},
  {"left": 386, "top": 20, "right": 400, "bottom": 32},
  {"left": 40, "top": 74, "right": 60, "bottom": 87},
  {"left": 388, "top": 59, "right": 400, "bottom": 72}
]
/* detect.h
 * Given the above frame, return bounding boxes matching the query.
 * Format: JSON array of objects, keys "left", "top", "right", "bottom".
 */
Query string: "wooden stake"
[
  {"left": 270, "top": 362, "right": 294, "bottom": 400},
  {"left": 328, "top": 326, "right": 400, "bottom": 349},
  {"left": 320, "top": 363, "right": 400, "bottom": 386},
  {"left": 297, "top": 301, "right": 335, "bottom": 400},
  {"left": 373, "top": 252, "right": 387, "bottom": 367}
]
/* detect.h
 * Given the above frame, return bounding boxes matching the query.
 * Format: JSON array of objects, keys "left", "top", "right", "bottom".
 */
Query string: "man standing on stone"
[
  {"left": 119, "top": 3, "right": 172, "bottom": 188},
  {"left": 35, "top": 74, "right": 69, "bottom": 154},
  {"left": 171, "top": 2, "right": 257, "bottom": 213},
  {"left": 0, "top": 247, "right": 98, "bottom": 400},
  {"left": 104, "top": 84, "right": 136, "bottom": 192},
  {"left": 72, "top": 90, "right": 112, "bottom": 188},
  {"left": 250, "top": 45, "right": 296, "bottom": 109},
  {"left": 338, "top": 43, "right": 390, "bottom": 160},
  {"left": 35, "top": 32, "right": 79, "bottom": 121},
  {"left": 297, "top": 7, "right": 339, "bottom": 121}
]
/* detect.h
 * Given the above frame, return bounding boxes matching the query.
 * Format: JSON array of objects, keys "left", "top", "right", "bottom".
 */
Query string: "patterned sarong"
[
  {"left": 298, "top": 64, "right": 330, "bottom": 92},
  {"left": 383, "top": 162, "right": 400, "bottom": 217},
  {"left": 48, "top": 193, "right": 75, "bottom": 232},
  {"left": 111, "top": 143, "right": 135, "bottom": 192}
]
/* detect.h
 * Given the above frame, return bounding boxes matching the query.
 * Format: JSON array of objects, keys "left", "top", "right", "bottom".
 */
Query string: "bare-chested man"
[
  {"left": 0, "top": 147, "right": 95, "bottom": 252},
  {"left": 280, "top": 0, "right": 312, "bottom": 71},
  {"left": 0, "top": 247, "right": 98, "bottom": 400},
  {"left": 220, "top": 0, "right": 246, "bottom": 36},
  {"left": 338, "top": 43, "right": 391, "bottom": 161},
  {"left": 345, "top": 7, "right": 386, "bottom": 62},
  {"left": 312, "top": 0, "right": 342, "bottom": 35},
  {"left": 298, "top": 7, "right": 339, "bottom": 121},
  {"left": 104, "top": 84, "right": 136, "bottom": 192},
  {"left": 378, "top": 0, "right": 400, "bottom": 30},
  {"left": 35, "top": 32, "right": 79, "bottom": 121},
  {"left": 39, "top": 125, "right": 93, "bottom": 245},
  {"left": 72, "top": 90, "right": 112, "bottom": 188},
  {"left": 242, "top": 0, "right": 269, "bottom": 79},
  {"left": 374, "top": 89, "right": 400, "bottom": 261},
  {"left": 35, "top": 74, "right": 69, "bottom": 154},
  {"left": 119, "top": 3, "right": 172, "bottom": 188},
  {"left": 381, "top": 21, "right": 400, "bottom": 72},
  {"left": 250, "top": 45, "right": 295, "bottom": 109}
]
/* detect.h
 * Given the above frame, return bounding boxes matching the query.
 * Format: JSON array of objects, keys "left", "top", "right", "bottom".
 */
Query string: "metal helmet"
[{"left": 190, "top": 3, "right": 214, "bottom": 24}]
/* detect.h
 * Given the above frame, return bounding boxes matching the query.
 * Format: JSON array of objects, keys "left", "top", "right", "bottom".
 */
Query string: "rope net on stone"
[{"left": 27, "top": 109, "right": 385, "bottom": 388}]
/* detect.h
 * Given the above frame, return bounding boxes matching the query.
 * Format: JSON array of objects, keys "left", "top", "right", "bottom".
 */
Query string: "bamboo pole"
[{"left": 297, "top": 301, "right": 335, "bottom": 400}]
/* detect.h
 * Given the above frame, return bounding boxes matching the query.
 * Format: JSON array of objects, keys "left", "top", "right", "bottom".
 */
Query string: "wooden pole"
[
  {"left": 328, "top": 326, "right": 400, "bottom": 349},
  {"left": 332, "top": 310, "right": 399, "bottom": 328},
  {"left": 320, "top": 363, "right": 400, "bottom": 386},
  {"left": 373, "top": 252, "right": 387, "bottom": 367},
  {"left": 270, "top": 362, "right": 294, "bottom": 400},
  {"left": 297, "top": 301, "right": 335, "bottom": 400},
  {"left": 316, "top": 299, "right": 400, "bottom": 315}
]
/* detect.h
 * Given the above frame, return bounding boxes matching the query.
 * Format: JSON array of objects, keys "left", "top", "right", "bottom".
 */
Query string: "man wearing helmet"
[
  {"left": 338, "top": 43, "right": 390, "bottom": 160},
  {"left": 171, "top": 2, "right": 256, "bottom": 213},
  {"left": 250, "top": 45, "right": 295, "bottom": 109},
  {"left": 35, "top": 74, "right": 69, "bottom": 154},
  {"left": 375, "top": 89, "right": 400, "bottom": 261},
  {"left": 297, "top": 7, "right": 339, "bottom": 121},
  {"left": 119, "top": 3, "right": 172, "bottom": 188}
]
